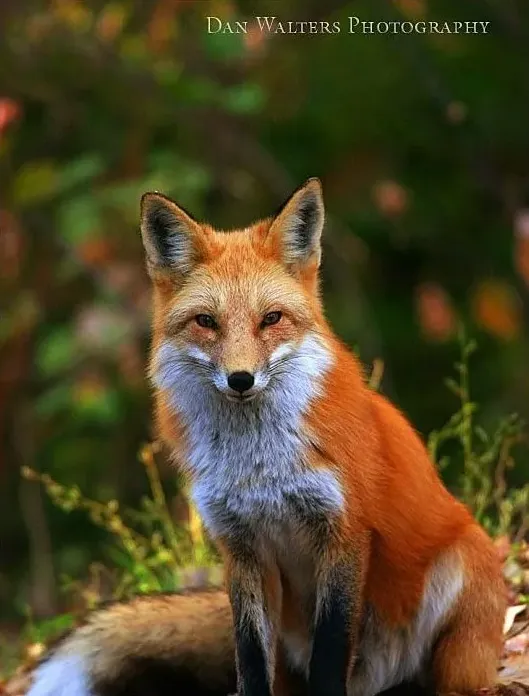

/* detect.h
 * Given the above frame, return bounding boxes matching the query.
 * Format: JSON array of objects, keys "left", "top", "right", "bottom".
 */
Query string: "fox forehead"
[{"left": 162, "top": 233, "right": 314, "bottom": 327}]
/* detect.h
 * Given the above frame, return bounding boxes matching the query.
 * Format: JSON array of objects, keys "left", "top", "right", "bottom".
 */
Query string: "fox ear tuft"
[
  {"left": 140, "top": 193, "right": 202, "bottom": 275},
  {"left": 268, "top": 178, "right": 325, "bottom": 268}
]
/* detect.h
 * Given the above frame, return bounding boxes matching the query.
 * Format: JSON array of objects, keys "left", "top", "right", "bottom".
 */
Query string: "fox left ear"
[
  {"left": 140, "top": 192, "right": 205, "bottom": 277},
  {"left": 267, "top": 178, "right": 325, "bottom": 269}
]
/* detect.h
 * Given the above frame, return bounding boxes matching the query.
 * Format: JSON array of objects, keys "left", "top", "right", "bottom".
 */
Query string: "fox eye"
[
  {"left": 195, "top": 314, "right": 217, "bottom": 329},
  {"left": 261, "top": 311, "right": 282, "bottom": 328}
]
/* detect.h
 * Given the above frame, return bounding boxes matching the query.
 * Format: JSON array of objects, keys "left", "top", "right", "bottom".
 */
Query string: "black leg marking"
[
  {"left": 229, "top": 571, "right": 272, "bottom": 696},
  {"left": 234, "top": 618, "right": 272, "bottom": 696},
  {"left": 309, "top": 566, "right": 352, "bottom": 696}
]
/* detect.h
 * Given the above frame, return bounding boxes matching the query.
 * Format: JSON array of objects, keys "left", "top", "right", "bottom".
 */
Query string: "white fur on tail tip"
[{"left": 28, "top": 656, "right": 92, "bottom": 696}]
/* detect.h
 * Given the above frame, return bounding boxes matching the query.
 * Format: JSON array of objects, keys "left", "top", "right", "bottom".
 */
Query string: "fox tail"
[{"left": 27, "top": 589, "right": 236, "bottom": 696}]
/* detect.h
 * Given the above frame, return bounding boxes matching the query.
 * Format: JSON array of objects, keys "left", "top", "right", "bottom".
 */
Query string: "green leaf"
[
  {"left": 202, "top": 30, "right": 246, "bottom": 60},
  {"left": 463, "top": 340, "right": 478, "bottom": 356},
  {"left": 58, "top": 196, "right": 102, "bottom": 245},
  {"left": 183, "top": 77, "right": 220, "bottom": 105},
  {"left": 475, "top": 426, "right": 489, "bottom": 443},
  {"left": 154, "top": 59, "right": 183, "bottom": 89},
  {"left": 56, "top": 155, "right": 105, "bottom": 192},
  {"left": 444, "top": 377, "right": 461, "bottom": 396},
  {"left": 25, "top": 613, "right": 75, "bottom": 644},
  {"left": 73, "top": 385, "right": 120, "bottom": 424},
  {"left": 12, "top": 161, "right": 58, "bottom": 206},
  {"left": 36, "top": 327, "right": 76, "bottom": 377},
  {"left": 35, "top": 385, "right": 73, "bottom": 418},
  {"left": 223, "top": 83, "right": 265, "bottom": 114}
]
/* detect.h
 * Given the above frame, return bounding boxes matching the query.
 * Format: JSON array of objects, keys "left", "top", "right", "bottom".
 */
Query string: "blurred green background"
[{"left": 1, "top": 0, "right": 528, "bottom": 626}]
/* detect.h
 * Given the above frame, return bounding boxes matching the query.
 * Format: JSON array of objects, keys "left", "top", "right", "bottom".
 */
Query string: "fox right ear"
[
  {"left": 266, "top": 178, "right": 325, "bottom": 271},
  {"left": 140, "top": 193, "right": 204, "bottom": 276}
]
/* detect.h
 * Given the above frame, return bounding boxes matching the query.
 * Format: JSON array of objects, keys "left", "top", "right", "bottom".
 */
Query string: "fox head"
[{"left": 140, "top": 178, "right": 331, "bottom": 407}]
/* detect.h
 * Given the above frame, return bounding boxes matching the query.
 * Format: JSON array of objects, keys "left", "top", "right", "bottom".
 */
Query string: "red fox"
[
  {"left": 28, "top": 179, "right": 505, "bottom": 696},
  {"left": 138, "top": 178, "right": 506, "bottom": 696}
]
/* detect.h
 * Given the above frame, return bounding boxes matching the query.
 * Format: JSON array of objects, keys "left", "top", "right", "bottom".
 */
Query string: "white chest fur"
[
  {"left": 152, "top": 333, "right": 344, "bottom": 540},
  {"left": 349, "top": 551, "right": 464, "bottom": 696}
]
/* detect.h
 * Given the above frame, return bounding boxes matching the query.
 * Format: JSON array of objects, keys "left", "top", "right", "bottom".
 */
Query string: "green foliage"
[
  {"left": 36, "top": 327, "right": 77, "bottom": 378},
  {"left": 428, "top": 334, "right": 528, "bottom": 538},
  {"left": 24, "top": 612, "right": 76, "bottom": 647},
  {"left": 21, "top": 443, "right": 218, "bottom": 600}
]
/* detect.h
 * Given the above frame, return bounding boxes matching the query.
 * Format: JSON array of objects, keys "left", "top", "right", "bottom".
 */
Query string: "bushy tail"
[{"left": 28, "top": 589, "right": 236, "bottom": 696}]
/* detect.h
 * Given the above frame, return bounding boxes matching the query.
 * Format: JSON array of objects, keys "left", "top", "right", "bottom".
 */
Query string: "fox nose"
[{"left": 227, "top": 371, "right": 255, "bottom": 394}]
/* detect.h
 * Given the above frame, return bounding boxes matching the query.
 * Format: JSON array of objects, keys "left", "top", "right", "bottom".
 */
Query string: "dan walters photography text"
[{"left": 207, "top": 16, "right": 491, "bottom": 35}]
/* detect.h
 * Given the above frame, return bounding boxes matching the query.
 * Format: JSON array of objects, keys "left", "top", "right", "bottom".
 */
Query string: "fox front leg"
[
  {"left": 226, "top": 550, "right": 281, "bottom": 696},
  {"left": 308, "top": 556, "right": 364, "bottom": 696}
]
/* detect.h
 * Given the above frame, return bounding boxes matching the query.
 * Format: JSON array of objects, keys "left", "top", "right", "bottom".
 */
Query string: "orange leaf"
[
  {"left": 472, "top": 280, "right": 521, "bottom": 340},
  {"left": 415, "top": 282, "right": 456, "bottom": 342},
  {"left": 372, "top": 180, "right": 409, "bottom": 218}
]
